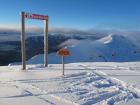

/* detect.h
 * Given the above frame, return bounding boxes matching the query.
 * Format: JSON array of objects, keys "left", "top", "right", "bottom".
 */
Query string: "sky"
[{"left": 0, "top": 0, "right": 140, "bottom": 32}]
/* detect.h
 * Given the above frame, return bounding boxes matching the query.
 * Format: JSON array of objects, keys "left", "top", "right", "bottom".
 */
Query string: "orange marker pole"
[{"left": 57, "top": 49, "right": 70, "bottom": 76}]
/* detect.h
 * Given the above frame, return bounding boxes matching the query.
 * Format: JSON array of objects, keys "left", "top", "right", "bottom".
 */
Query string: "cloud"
[
  {"left": 49, "top": 27, "right": 89, "bottom": 34},
  {"left": 0, "top": 24, "right": 140, "bottom": 37},
  {"left": 0, "top": 24, "right": 96, "bottom": 34},
  {"left": 0, "top": 24, "right": 43, "bottom": 33},
  {"left": 0, "top": 24, "right": 19, "bottom": 33}
]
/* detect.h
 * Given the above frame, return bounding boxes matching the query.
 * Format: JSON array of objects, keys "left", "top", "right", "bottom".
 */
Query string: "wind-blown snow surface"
[{"left": 0, "top": 62, "right": 140, "bottom": 105}]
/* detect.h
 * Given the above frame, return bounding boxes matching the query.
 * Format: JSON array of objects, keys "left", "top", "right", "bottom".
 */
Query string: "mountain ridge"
[{"left": 21, "top": 34, "right": 140, "bottom": 65}]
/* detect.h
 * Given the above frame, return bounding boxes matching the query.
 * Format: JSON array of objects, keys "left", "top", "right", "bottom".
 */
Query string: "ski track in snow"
[{"left": 0, "top": 63, "right": 140, "bottom": 105}]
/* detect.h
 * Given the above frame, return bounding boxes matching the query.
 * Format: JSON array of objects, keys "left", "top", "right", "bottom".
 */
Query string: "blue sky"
[{"left": 0, "top": 0, "right": 140, "bottom": 31}]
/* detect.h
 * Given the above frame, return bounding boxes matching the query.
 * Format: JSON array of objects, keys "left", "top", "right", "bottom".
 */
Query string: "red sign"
[
  {"left": 57, "top": 49, "right": 70, "bottom": 56},
  {"left": 24, "top": 12, "right": 48, "bottom": 20}
]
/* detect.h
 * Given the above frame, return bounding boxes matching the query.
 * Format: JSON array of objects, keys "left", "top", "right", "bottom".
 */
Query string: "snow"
[
  {"left": 12, "top": 34, "right": 140, "bottom": 65},
  {"left": 98, "top": 34, "right": 113, "bottom": 44},
  {"left": 2, "top": 34, "right": 140, "bottom": 104},
  {"left": 0, "top": 62, "right": 140, "bottom": 105}
]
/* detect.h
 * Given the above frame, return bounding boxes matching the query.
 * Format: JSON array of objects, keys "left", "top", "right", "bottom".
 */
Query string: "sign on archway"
[{"left": 20, "top": 12, "right": 49, "bottom": 70}]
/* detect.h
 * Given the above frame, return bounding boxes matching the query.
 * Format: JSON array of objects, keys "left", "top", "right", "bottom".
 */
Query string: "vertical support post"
[
  {"left": 62, "top": 56, "right": 64, "bottom": 75},
  {"left": 44, "top": 19, "right": 48, "bottom": 67},
  {"left": 21, "top": 12, "right": 26, "bottom": 70}
]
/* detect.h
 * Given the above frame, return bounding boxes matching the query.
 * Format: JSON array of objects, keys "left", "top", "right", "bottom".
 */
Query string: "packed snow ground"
[{"left": 0, "top": 62, "right": 140, "bottom": 105}]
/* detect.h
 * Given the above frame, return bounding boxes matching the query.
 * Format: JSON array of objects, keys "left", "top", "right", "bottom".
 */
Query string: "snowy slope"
[
  {"left": 5, "top": 34, "right": 140, "bottom": 105},
  {"left": 20, "top": 34, "right": 140, "bottom": 65},
  {"left": 95, "top": 34, "right": 140, "bottom": 62}
]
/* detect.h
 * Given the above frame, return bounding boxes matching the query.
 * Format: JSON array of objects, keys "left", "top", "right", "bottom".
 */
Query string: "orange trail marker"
[{"left": 57, "top": 49, "right": 70, "bottom": 75}]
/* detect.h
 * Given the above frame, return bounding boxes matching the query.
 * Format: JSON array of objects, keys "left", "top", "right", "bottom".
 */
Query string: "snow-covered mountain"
[
  {"left": 1, "top": 32, "right": 105, "bottom": 65},
  {"left": 5, "top": 34, "right": 140, "bottom": 105},
  {"left": 23, "top": 34, "right": 140, "bottom": 65}
]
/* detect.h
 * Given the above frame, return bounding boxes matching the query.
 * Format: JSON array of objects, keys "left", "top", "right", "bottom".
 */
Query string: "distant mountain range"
[
  {"left": 0, "top": 33, "right": 103, "bottom": 65},
  {"left": 14, "top": 34, "right": 140, "bottom": 65}
]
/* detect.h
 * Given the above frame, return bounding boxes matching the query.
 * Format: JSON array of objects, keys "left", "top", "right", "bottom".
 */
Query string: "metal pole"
[
  {"left": 62, "top": 56, "right": 64, "bottom": 75},
  {"left": 21, "top": 12, "right": 26, "bottom": 70},
  {"left": 44, "top": 19, "right": 48, "bottom": 67}
]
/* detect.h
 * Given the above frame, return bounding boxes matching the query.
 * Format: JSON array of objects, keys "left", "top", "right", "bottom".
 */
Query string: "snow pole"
[
  {"left": 62, "top": 56, "right": 64, "bottom": 75},
  {"left": 44, "top": 19, "right": 49, "bottom": 67},
  {"left": 21, "top": 12, "right": 26, "bottom": 70}
]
